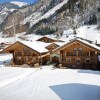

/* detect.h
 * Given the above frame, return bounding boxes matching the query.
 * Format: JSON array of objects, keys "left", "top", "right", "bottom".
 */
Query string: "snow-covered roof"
[
  {"left": 19, "top": 41, "right": 50, "bottom": 53},
  {"left": 37, "top": 36, "right": 57, "bottom": 41},
  {"left": 36, "top": 35, "right": 64, "bottom": 42},
  {"left": 54, "top": 42, "right": 66, "bottom": 47},
  {"left": 26, "top": 34, "right": 42, "bottom": 41},
  {"left": 45, "top": 42, "right": 65, "bottom": 49},
  {"left": 75, "top": 38, "right": 100, "bottom": 51},
  {"left": 53, "top": 38, "right": 100, "bottom": 52}
]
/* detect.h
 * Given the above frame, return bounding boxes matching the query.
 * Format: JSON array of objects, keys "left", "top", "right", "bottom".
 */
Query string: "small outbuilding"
[{"left": 36, "top": 36, "right": 64, "bottom": 43}]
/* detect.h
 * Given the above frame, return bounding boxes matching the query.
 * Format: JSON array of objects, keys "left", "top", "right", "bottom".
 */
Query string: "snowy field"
[{"left": 0, "top": 66, "right": 100, "bottom": 100}]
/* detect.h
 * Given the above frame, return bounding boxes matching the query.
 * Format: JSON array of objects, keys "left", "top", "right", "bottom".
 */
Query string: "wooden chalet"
[
  {"left": 52, "top": 38, "right": 100, "bottom": 69},
  {"left": 36, "top": 36, "right": 63, "bottom": 43},
  {"left": 1, "top": 41, "right": 50, "bottom": 66}
]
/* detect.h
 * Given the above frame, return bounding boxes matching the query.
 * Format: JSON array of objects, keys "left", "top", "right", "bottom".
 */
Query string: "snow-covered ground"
[
  {"left": 0, "top": 25, "right": 99, "bottom": 45},
  {"left": 0, "top": 32, "right": 25, "bottom": 43},
  {"left": 0, "top": 67, "right": 37, "bottom": 88},
  {"left": 0, "top": 65, "right": 100, "bottom": 100},
  {"left": 0, "top": 37, "right": 20, "bottom": 43},
  {"left": 62, "top": 25, "right": 100, "bottom": 43},
  {"left": 19, "top": 25, "right": 100, "bottom": 44},
  {"left": 76, "top": 25, "right": 100, "bottom": 44}
]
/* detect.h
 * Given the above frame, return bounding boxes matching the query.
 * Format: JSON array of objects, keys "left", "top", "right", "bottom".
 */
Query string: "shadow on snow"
[{"left": 50, "top": 83, "right": 100, "bottom": 100}]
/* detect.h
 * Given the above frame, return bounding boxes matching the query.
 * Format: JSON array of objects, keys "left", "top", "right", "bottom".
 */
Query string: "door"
[
  {"left": 76, "top": 58, "right": 81, "bottom": 68},
  {"left": 24, "top": 56, "right": 28, "bottom": 64},
  {"left": 52, "top": 56, "right": 59, "bottom": 63}
]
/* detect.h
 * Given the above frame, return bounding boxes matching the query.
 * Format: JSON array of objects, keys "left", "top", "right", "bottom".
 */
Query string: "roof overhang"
[{"left": 53, "top": 39, "right": 100, "bottom": 53}]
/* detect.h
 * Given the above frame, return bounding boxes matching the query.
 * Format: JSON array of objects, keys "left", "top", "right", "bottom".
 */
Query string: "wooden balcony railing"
[
  {"left": 66, "top": 52, "right": 89, "bottom": 56},
  {"left": 15, "top": 51, "right": 32, "bottom": 56},
  {"left": 23, "top": 51, "right": 31, "bottom": 56},
  {"left": 66, "top": 52, "right": 77, "bottom": 56},
  {"left": 15, "top": 52, "right": 22, "bottom": 56}
]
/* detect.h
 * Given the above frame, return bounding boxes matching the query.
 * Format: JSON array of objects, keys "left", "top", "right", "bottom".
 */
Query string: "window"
[
  {"left": 76, "top": 58, "right": 81, "bottom": 65},
  {"left": 79, "top": 48, "right": 82, "bottom": 51},
  {"left": 73, "top": 51, "right": 77, "bottom": 56},
  {"left": 86, "top": 59, "right": 90, "bottom": 63},
  {"left": 33, "top": 53, "right": 36, "bottom": 56},
  {"left": 67, "top": 58, "right": 71, "bottom": 62},
  {"left": 86, "top": 58, "right": 90, "bottom": 63},
  {"left": 15, "top": 52, "right": 22, "bottom": 56},
  {"left": 18, "top": 56, "right": 21, "bottom": 60},
  {"left": 23, "top": 48, "right": 28, "bottom": 51},
  {"left": 74, "top": 48, "right": 77, "bottom": 51},
  {"left": 77, "top": 59, "right": 80, "bottom": 63}
]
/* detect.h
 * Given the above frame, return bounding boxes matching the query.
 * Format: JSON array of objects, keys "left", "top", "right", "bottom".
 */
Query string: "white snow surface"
[
  {"left": 10, "top": 1, "right": 28, "bottom": 7},
  {"left": 61, "top": 25, "right": 100, "bottom": 44},
  {"left": 0, "top": 67, "right": 37, "bottom": 88},
  {"left": 0, "top": 37, "right": 20, "bottom": 44},
  {"left": 0, "top": 32, "right": 26, "bottom": 43},
  {"left": 0, "top": 66, "right": 100, "bottom": 100},
  {"left": 76, "top": 25, "right": 100, "bottom": 44},
  {"left": 25, "top": 34, "right": 42, "bottom": 41}
]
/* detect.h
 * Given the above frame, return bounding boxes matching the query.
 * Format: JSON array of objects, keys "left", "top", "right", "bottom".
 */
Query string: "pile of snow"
[
  {"left": 0, "top": 66, "right": 100, "bottom": 100},
  {"left": 10, "top": 1, "right": 28, "bottom": 7},
  {"left": 0, "top": 53, "right": 13, "bottom": 65}
]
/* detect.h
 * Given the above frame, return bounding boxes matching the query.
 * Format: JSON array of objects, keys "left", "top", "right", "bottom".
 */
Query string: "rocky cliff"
[{"left": 0, "top": 0, "right": 100, "bottom": 36}]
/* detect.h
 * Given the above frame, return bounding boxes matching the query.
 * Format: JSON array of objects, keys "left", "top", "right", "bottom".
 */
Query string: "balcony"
[
  {"left": 24, "top": 51, "right": 31, "bottom": 56},
  {"left": 66, "top": 52, "right": 77, "bottom": 56},
  {"left": 66, "top": 52, "right": 89, "bottom": 56},
  {"left": 15, "top": 52, "right": 22, "bottom": 56}
]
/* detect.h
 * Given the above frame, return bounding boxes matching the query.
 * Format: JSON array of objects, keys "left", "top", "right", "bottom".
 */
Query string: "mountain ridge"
[{"left": 0, "top": 0, "right": 100, "bottom": 37}]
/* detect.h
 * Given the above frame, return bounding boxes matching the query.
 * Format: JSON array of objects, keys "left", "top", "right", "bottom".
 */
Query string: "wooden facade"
[
  {"left": 52, "top": 39, "right": 100, "bottom": 69},
  {"left": 1, "top": 41, "right": 49, "bottom": 66},
  {"left": 36, "top": 36, "right": 63, "bottom": 43}
]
